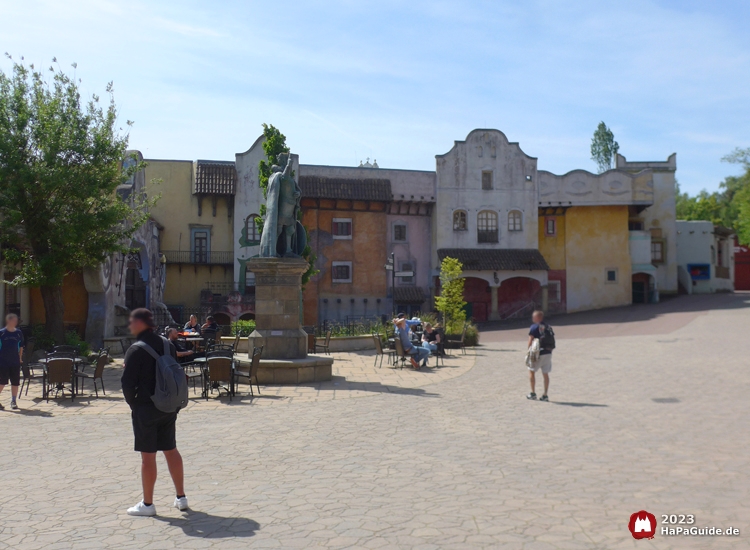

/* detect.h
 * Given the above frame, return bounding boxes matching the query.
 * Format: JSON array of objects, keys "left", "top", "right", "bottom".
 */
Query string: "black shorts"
[
  {"left": 0, "top": 364, "right": 21, "bottom": 386},
  {"left": 131, "top": 404, "right": 178, "bottom": 453}
]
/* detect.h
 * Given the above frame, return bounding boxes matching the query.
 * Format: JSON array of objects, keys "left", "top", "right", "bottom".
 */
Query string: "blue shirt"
[
  {"left": 0, "top": 328, "right": 25, "bottom": 367},
  {"left": 529, "top": 323, "right": 552, "bottom": 355},
  {"left": 395, "top": 325, "right": 415, "bottom": 353}
]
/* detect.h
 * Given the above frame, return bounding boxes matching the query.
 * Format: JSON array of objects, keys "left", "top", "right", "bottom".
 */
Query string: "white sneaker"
[
  {"left": 174, "top": 496, "right": 189, "bottom": 511},
  {"left": 127, "top": 501, "right": 156, "bottom": 516}
]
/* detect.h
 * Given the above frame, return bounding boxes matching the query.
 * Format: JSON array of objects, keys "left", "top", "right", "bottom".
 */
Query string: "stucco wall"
[
  {"left": 434, "top": 129, "right": 539, "bottom": 265},
  {"left": 565, "top": 206, "right": 631, "bottom": 312},
  {"left": 29, "top": 272, "right": 89, "bottom": 333},
  {"left": 617, "top": 154, "right": 678, "bottom": 294},
  {"left": 144, "top": 159, "right": 234, "bottom": 309},
  {"left": 538, "top": 212, "right": 566, "bottom": 270},
  {"left": 675, "top": 220, "right": 734, "bottom": 293}
]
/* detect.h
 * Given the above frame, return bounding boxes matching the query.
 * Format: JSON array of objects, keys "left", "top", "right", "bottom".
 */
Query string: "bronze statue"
[{"left": 259, "top": 153, "right": 307, "bottom": 258}]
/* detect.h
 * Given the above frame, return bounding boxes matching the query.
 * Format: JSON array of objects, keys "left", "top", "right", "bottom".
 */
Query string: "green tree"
[
  {"left": 256, "top": 123, "right": 318, "bottom": 286},
  {"left": 434, "top": 256, "right": 466, "bottom": 334},
  {"left": 590, "top": 121, "right": 620, "bottom": 173},
  {"left": 723, "top": 147, "right": 750, "bottom": 244},
  {"left": 0, "top": 57, "right": 150, "bottom": 343}
]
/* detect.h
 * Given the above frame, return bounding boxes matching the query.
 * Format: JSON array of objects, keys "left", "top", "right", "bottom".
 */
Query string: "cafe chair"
[
  {"left": 45, "top": 356, "right": 76, "bottom": 402},
  {"left": 74, "top": 350, "right": 108, "bottom": 397},
  {"left": 315, "top": 330, "right": 332, "bottom": 355},
  {"left": 234, "top": 346, "right": 262, "bottom": 397},
  {"left": 205, "top": 356, "right": 234, "bottom": 401},
  {"left": 372, "top": 334, "right": 395, "bottom": 368}
]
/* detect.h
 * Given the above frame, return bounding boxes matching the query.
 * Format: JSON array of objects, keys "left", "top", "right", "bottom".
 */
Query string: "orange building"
[{"left": 299, "top": 176, "right": 392, "bottom": 325}]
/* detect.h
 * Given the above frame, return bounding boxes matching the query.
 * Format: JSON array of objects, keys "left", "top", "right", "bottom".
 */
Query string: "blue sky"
[{"left": 2, "top": 0, "right": 749, "bottom": 193}]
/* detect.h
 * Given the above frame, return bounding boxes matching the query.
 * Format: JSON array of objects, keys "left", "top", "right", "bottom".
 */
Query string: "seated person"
[
  {"left": 202, "top": 316, "right": 219, "bottom": 333},
  {"left": 393, "top": 317, "right": 430, "bottom": 369},
  {"left": 421, "top": 323, "right": 441, "bottom": 355},
  {"left": 167, "top": 328, "right": 198, "bottom": 363},
  {"left": 393, "top": 312, "right": 421, "bottom": 335},
  {"left": 183, "top": 314, "right": 201, "bottom": 335}
]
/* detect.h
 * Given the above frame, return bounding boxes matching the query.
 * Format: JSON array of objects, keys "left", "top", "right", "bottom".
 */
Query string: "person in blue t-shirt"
[
  {"left": 527, "top": 310, "right": 552, "bottom": 402},
  {"left": 0, "top": 313, "right": 25, "bottom": 410}
]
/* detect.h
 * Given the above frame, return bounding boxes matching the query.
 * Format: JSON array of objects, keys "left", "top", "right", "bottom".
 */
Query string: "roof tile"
[
  {"left": 299, "top": 176, "right": 392, "bottom": 202},
  {"left": 437, "top": 248, "right": 549, "bottom": 271}
]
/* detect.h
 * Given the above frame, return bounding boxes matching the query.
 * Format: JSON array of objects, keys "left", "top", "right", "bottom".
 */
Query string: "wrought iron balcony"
[{"left": 162, "top": 250, "right": 234, "bottom": 265}]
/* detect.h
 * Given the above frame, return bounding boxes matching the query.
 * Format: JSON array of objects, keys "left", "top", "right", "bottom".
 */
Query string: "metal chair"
[
  {"left": 202, "top": 329, "right": 218, "bottom": 349},
  {"left": 307, "top": 333, "right": 316, "bottom": 354},
  {"left": 315, "top": 330, "right": 332, "bottom": 355},
  {"left": 393, "top": 337, "right": 417, "bottom": 369},
  {"left": 52, "top": 345, "right": 78, "bottom": 356},
  {"left": 44, "top": 356, "right": 76, "bottom": 401},
  {"left": 205, "top": 356, "right": 234, "bottom": 401},
  {"left": 372, "top": 334, "right": 395, "bottom": 368},
  {"left": 234, "top": 346, "right": 262, "bottom": 396},
  {"left": 20, "top": 339, "right": 45, "bottom": 397},
  {"left": 74, "top": 350, "right": 108, "bottom": 397},
  {"left": 446, "top": 325, "right": 467, "bottom": 355},
  {"left": 206, "top": 344, "right": 234, "bottom": 356}
]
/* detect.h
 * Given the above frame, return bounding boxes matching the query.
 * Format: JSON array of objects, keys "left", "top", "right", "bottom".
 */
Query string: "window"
[
  {"left": 399, "top": 262, "right": 414, "bottom": 284},
  {"left": 331, "top": 261, "right": 352, "bottom": 283},
  {"left": 192, "top": 230, "right": 209, "bottom": 263},
  {"left": 477, "top": 211, "right": 498, "bottom": 243},
  {"left": 605, "top": 268, "right": 618, "bottom": 284},
  {"left": 508, "top": 210, "right": 522, "bottom": 231},
  {"left": 651, "top": 240, "right": 664, "bottom": 263},
  {"left": 629, "top": 220, "right": 644, "bottom": 231},
  {"left": 332, "top": 218, "right": 352, "bottom": 239},
  {"left": 393, "top": 223, "right": 407, "bottom": 242},
  {"left": 548, "top": 281, "right": 561, "bottom": 303},
  {"left": 545, "top": 217, "right": 557, "bottom": 236},
  {"left": 717, "top": 240, "right": 724, "bottom": 267},
  {"left": 481, "top": 170, "right": 493, "bottom": 190},
  {"left": 453, "top": 210, "right": 467, "bottom": 231},
  {"left": 244, "top": 214, "right": 260, "bottom": 245}
]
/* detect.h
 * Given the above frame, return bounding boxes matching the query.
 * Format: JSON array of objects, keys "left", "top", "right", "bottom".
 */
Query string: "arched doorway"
[
  {"left": 497, "top": 277, "right": 542, "bottom": 319},
  {"left": 239, "top": 312, "right": 255, "bottom": 321},
  {"left": 125, "top": 251, "right": 147, "bottom": 311},
  {"left": 463, "top": 277, "right": 492, "bottom": 322},
  {"left": 213, "top": 312, "right": 231, "bottom": 328}
]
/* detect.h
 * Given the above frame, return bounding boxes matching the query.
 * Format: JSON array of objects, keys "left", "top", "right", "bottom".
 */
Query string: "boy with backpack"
[
  {"left": 526, "top": 310, "right": 555, "bottom": 402},
  {"left": 121, "top": 308, "right": 189, "bottom": 516}
]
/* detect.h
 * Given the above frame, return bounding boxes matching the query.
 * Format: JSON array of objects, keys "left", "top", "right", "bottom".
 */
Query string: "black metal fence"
[{"left": 313, "top": 316, "right": 389, "bottom": 338}]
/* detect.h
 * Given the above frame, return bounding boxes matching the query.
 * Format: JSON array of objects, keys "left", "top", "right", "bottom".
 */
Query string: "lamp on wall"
[
  {"left": 363, "top": 298, "right": 368, "bottom": 303},
  {"left": 493, "top": 271, "right": 499, "bottom": 284},
  {"left": 525, "top": 175, "right": 532, "bottom": 181},
  {"left": 159, "top": 254, "right": 167, "bottom": 265}
]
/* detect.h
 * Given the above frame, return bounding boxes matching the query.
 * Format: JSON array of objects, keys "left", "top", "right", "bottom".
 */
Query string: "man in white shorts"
[{"left": 527, "top": 310, "right": 552, "bottom": 402}]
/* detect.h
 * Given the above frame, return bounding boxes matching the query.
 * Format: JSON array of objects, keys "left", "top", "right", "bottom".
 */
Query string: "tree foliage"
[
  {"left": 590, "top": 121, "right": 620, "bottom": 174},
  {"left": 255, "top": 123, "right": 318, "bottom": 286},
  {"left": 0, "top": 56, "right": 150, "bottom": 342},
  {"left": 434, "top": 256, "right": 467, "bottom": 335},
  {"left": 676, "top": 147, "right": 750, "bottom": 245}
]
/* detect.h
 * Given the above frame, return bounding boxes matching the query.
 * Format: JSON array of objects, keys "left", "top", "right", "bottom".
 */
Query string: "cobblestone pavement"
[{"left": 1, "top": 293, "right": 749, "bottom": 549}]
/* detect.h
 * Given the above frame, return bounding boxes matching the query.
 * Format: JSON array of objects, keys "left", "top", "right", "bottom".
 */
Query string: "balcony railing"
[
  {"left": 162, "top": 250, "right": 234, "bottom": 265},
  {"left": 477, "top": 230, "right": 499, "bottom": 244}
]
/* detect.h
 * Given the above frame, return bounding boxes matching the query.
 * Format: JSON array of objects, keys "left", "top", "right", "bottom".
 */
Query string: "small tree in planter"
[{"left": 435, "top": 256, "right": 466, "bottom": 335}]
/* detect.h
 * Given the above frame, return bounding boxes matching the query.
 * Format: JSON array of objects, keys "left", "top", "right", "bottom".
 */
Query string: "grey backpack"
[{"left": 132, "top": 337, "right": 189, "bottom": 413}]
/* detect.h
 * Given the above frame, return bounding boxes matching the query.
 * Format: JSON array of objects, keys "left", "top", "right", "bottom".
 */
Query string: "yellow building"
[{"left": 144, "top": 159, "right": 239, "bottom": 326}]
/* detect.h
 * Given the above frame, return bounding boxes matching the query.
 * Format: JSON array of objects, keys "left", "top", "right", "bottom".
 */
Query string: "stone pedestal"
[{"left": 247, "top": 257, "right": 308, "bottom": 359}]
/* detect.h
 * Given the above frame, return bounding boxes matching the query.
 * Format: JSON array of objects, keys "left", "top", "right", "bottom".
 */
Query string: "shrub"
[
  {"left": 464, "top": 323, "right": 480, "bottom": 347},
  {"left": 65, "top": 330, "right": 90, "bottom": 356},
  {"left": 231, "top": 320, "right": 256, "bottom": 336},
  {"left": 32, "top": 325, "right": 55, "bottom": 351}
]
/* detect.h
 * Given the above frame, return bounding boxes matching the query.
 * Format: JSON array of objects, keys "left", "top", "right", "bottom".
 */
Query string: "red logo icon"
[{"left": 628, "top": 510, "right": 657, "bottom": 539}]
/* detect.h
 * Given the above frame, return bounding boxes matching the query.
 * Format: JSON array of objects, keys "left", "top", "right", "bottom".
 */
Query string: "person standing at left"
[{"left": 0, "top": 314, "right": 25, "bottom": 410}]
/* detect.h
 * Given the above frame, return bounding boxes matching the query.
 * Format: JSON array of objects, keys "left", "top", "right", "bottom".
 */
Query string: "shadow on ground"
[
  {"left": 478, "top": 293, "right": 750, "bottom": 333},
  {"left": 155, "top": 511, "right": 259, "bottom": 538}
]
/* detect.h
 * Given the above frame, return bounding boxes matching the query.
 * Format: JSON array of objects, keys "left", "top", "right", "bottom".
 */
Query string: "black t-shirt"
[
  {"left": 121, "top": 330, "right": 177, "bottom": 407},
  {"left": 424, "top": 330, "right": 438, "bottom": 343}
]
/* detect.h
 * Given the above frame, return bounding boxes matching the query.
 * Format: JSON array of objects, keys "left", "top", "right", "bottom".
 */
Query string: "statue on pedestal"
[{"left": 259, "top": 153, "right": 307, "bottom": 258}]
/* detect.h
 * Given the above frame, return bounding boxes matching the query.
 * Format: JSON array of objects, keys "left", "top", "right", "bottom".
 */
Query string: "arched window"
[
  {"left": 477, "top": 211, "right": 498, "bottom": 243},
  {"left": 245, "top": 214, "right": 260, "bottom": 245},
  {"left": 453, "top": 210, "right": 467, "bottom": 231},
  {"left": 508, "top": 210, "right": 522, "bottom": 231}
]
